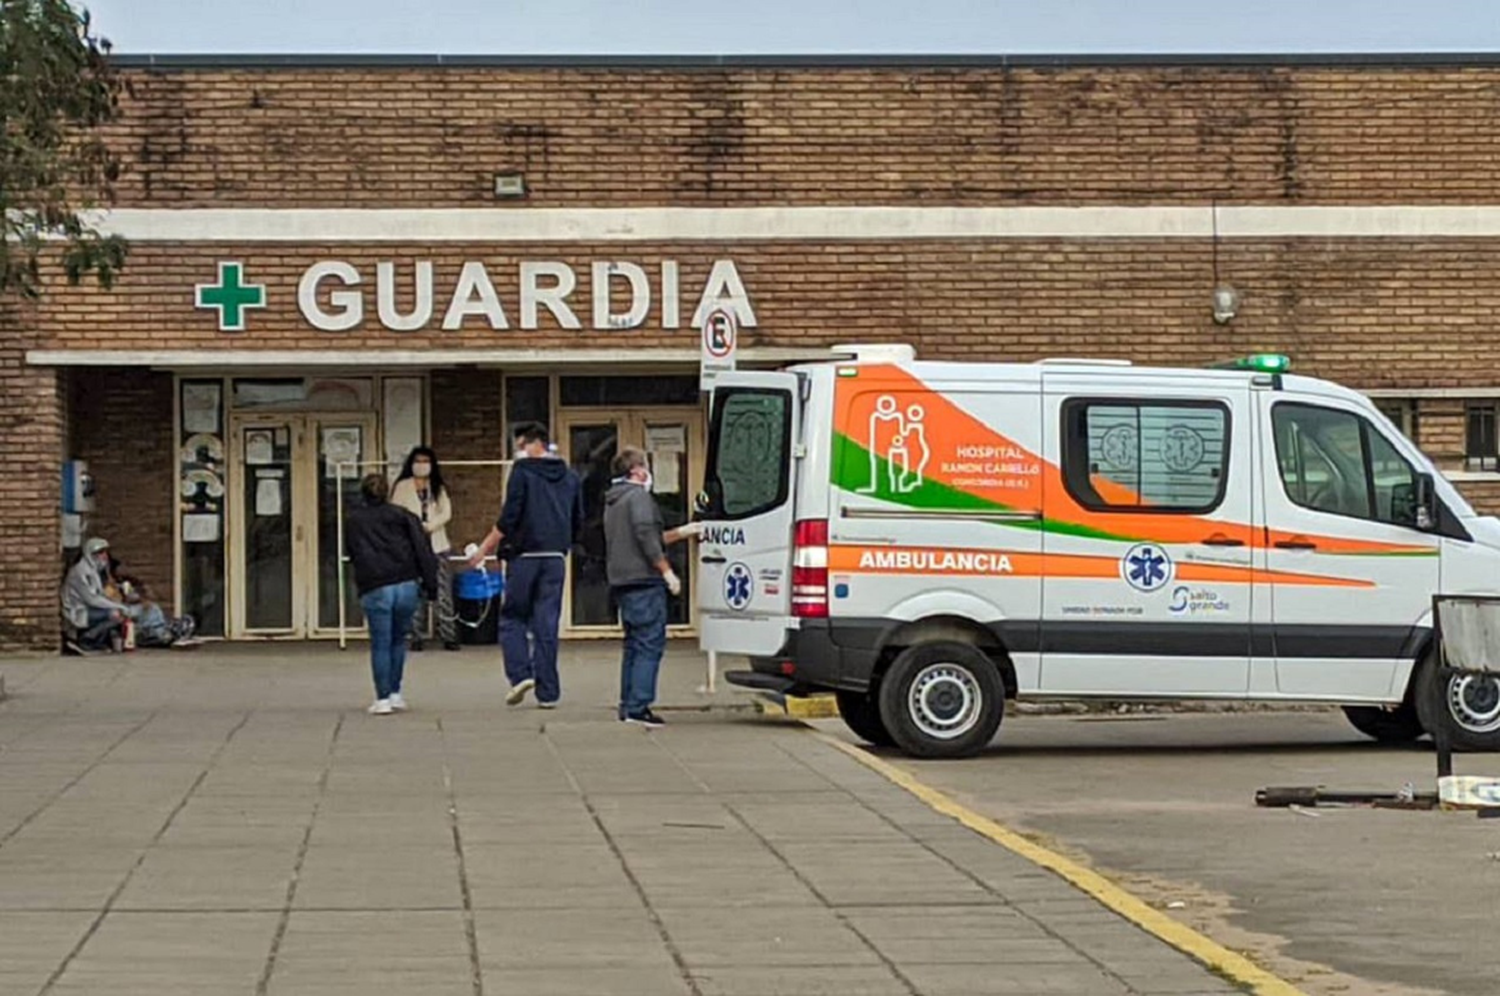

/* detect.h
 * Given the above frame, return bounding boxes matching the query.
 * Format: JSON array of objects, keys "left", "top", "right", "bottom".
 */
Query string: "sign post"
[{"left": 698, "top": 308, "right": 737, "bottom": 694}]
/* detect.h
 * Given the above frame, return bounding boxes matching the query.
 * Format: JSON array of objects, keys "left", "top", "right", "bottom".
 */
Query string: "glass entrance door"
[
  {"left": 229, "top": 412, "right": 378, "bottom": 638},
  {"left": 557, "top": 410, "right": 704, "bottom": 636}
]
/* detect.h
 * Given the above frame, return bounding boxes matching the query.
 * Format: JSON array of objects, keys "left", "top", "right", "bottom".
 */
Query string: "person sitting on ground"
[
  {"left": 105, "top": 555, "right": 198, "bottom": 648},
  {"left": 61, "top": 537, "right": 132, "bottom": 654}
]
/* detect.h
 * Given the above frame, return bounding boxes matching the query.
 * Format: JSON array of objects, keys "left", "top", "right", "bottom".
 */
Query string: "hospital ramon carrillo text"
[{"left": 6, "top": 51, "right": 1500, "bottom": 651}]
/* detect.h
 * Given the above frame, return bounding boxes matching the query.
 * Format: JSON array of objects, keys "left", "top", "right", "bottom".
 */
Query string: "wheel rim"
[
  {"left": 1447, "top": 673, "right": 1500, "bottom": 734},
  {"left": 907, "top": 663, "right": 982, "bottom": 741}
]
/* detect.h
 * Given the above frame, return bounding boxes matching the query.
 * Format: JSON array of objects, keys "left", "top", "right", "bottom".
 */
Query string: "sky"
[{"left": 79, "top": 0, "right": 1500, "bottom": 55}]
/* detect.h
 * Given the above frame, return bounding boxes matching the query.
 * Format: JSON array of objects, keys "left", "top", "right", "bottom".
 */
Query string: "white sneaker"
[
  {"left": 506, "top": 678, "right": 536, "bottom": 706},
  {"left": 389, "top": 693, "right": 408, "bottom": 712},
  {"left": 368, "top": 699, "right": 394, "bottom": 715},
  {"left": 537, "top": 700, "right": 559, "bottom": 710}
]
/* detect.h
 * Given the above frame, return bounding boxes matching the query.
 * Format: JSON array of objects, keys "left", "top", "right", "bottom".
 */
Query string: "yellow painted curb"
[
  {"left": 815, "top": 732, "right": 1307, "bottom": 996},
  {"left": 755, "top": 693, "right": 841, "bottom": 720}
]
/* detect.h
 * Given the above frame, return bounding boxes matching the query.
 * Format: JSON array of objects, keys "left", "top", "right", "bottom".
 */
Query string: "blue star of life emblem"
[
  {"left": 725, "top": 563, "right": 754, "bottom": 610},
  {"left": 1121, "top": 543, "right": 1173, "bottom": 593}
]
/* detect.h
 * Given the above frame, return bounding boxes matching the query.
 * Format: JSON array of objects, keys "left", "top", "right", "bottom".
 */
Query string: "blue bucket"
[{"left": 455, "top": 568, "right": 504, "bottom": 601}]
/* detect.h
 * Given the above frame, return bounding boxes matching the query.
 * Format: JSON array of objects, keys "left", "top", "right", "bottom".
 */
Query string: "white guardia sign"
[{"left": 294, "top": 258, "right": 757, "bottom": 333}]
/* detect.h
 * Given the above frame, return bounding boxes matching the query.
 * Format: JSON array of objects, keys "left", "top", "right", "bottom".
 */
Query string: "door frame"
[
  {"left": 226, "top": 411, "right": 379, "bottom": 640},
  {"left": 555, "top": 407, "right": 705, "bottom": 639}
]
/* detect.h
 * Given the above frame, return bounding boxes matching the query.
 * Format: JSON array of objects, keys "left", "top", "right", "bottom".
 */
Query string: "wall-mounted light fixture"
[
  {"left": 493, "top": 172, "right": 527, "bottom": 199},
  {"left": 1212, "top": 284, "right": 1240, "bottom": 325}
]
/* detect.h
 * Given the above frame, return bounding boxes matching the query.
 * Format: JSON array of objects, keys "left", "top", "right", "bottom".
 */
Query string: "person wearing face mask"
[
  {"left": 391, "top": 446, "right": 459, "bottom": 652},
  {"left": 467, "top": 422, "right": 584, "bottom": 709},
  {"left": 603, "top": 447, "right": 704, "bottom": 727},
  {"left": 61, "top": 537, "right": 134, "bottom": 654}
]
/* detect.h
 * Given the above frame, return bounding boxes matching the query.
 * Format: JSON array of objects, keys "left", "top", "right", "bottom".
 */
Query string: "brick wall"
[
  {"left": 101, "top": 64, "right": 1500, "bottom": 208},
  {"left": 0, "top": 302, "right": 64, "bottom": 650},
  {"left": 67, "top": 369, "right": 176, "bottom": 602}
]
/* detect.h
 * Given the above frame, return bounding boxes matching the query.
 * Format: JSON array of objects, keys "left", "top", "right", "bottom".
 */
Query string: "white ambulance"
[{"left": 695, "top": 345, "right": 1500, "bottom": 758}]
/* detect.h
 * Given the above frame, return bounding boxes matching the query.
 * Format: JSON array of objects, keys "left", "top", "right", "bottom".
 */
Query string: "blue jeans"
[
  {"left": 362, "top": 580, "right": 419, "bottom": 700},
  {"left": 499, "top": 556, "right": 566, "bottom": 703},
  {"left": 616, "top": 584, "right": 667, "bottom": 718}
]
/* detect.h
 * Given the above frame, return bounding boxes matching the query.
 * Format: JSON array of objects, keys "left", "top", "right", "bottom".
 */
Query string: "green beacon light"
[{"left": 1222, "top": 353, "right": 1291, "bottom": 374}]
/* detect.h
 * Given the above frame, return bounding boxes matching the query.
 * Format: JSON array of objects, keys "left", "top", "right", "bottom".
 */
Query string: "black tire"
[
  {"left": 835, "top": 689, "right": 895, "bottom": 747},
  {"left": 877, "top": 641, "right": 1004, "bottom": 759},
  {"left": 1413, "top": 647, "right": 1500, "bottom": 752},
  {"left": 1342, "top": 703, "right": 1424, "bottom": 744}
]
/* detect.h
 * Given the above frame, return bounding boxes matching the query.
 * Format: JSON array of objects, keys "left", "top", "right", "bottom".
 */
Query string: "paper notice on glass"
[
  {"left": 653, "top": 451, "right": 681, "bottom": 494},
  {"left": 245, "top": 429, "right": 274, "bottom": 466},
  {"left": 183, "top": 513, "right": 221, "bottom": 543},
  {"left": 322, "top": 427, "right": 361, "bottom": 479},
  {"left": 646, "top": 425, "right": 686, "bottom": 454},
  {"left": 255, "top": 478, "right": 283, "bottom": 517},
  {"left": 182, "top": 383, "right": 221, "bottom": 434}
]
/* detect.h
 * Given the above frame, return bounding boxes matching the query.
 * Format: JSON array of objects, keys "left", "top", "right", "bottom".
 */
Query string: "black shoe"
[
  {"left": 443, "top": 640, "right": 461, "bottom": 651},
  {"left": 625, "top": 710, "right": 665, "bottom": 729}
]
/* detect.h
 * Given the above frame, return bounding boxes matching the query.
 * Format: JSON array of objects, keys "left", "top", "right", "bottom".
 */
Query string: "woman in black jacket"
[{"left": 345, "top": 474, "right": 439, "bottom": 715}]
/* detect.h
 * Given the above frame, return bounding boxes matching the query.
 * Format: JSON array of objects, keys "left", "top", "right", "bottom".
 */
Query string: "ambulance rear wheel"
[
  {"left": 878, "top": 642, "right": 1003, "bottom": 759},
  {"left": 835, "top": 690, "right": 895, "bottom": 747},
  {"left": 1414, "top": 646, "right": 1500, "bottom": 752}
]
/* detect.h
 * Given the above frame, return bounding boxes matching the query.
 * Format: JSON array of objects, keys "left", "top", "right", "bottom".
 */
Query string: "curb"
[
  {"left": 753, "top": 692, "right": 840, "bottom": 720},
  {"left": 813, "top": 730, "right": 1307, "bottom": 996}
]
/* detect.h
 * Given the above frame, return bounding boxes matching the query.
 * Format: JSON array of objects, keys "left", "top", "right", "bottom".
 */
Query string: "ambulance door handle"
[
  {"left": 701, "top": 554, "right": 728, "bottom": 564},
  {"left": 1274, "top": 538, "right": 1317, "bottom": 551},
  {"left": 1200, "top": 534, "right": 1245, "bottom": 547}
]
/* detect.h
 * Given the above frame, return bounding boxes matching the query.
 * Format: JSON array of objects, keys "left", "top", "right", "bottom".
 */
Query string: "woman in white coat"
[{"left": 390, "top": 447, "right": 459, "bottom": 650}]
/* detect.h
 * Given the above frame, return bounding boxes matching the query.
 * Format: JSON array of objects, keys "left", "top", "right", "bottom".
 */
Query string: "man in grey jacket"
[{"left": 603, "top": 447, "right": 702, "bottom": 727}]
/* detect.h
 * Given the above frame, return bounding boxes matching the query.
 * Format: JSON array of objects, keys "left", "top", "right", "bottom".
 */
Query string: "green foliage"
[{"left": 0, "top": 0, "right": 127, "bottom": 299}]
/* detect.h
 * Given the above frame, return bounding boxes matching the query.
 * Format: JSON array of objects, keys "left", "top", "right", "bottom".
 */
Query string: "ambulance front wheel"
[
  {"left": 878, "top": 641, "right": 1004, "bottom": 759},
  {"left": 835, "top": 690, "right": 895, "bottom": 747}
]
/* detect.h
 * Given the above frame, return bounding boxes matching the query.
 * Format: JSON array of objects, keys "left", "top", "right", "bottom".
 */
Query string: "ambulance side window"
[
  {"left": 1272, "top": 403, "right": 1421, "bottom": 527},
  {"left": 705, "top": 388, "right": 792, "bottom": 519},
  {"left": 1062, "top": 399, "right": 1229, "bottom": 513}
]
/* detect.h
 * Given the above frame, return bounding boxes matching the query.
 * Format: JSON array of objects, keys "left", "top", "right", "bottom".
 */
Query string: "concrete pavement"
[{"left": 1, "top": 644, "right": 1247, "bottom": 995}]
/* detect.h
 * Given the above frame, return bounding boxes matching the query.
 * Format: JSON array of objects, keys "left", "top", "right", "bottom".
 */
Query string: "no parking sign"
[{"left": 699, "top": 307, "right": 737, "bottom": 391}]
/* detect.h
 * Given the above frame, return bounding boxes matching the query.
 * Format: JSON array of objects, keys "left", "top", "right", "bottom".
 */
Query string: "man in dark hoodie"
[
  {"left": 468, "top": 423, "right": 584, "bottom": 708},
  {"left": 603, "top": 447, "right": 703, "bottom": 727}
]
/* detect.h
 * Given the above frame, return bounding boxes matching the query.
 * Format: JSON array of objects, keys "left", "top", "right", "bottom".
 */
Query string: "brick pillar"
[
  {"left": 430, "top": 368, "right": 504, "bottom": 552},
  {"left": 0, "top": 309, "right": 64, "bottom": 651}
]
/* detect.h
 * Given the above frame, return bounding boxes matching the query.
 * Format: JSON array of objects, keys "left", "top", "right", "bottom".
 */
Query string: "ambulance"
[{"left": 695, "top": 344, "right": 1500, "bottom": 758}]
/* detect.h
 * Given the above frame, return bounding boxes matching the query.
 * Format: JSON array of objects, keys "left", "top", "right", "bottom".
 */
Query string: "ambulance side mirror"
[
  {"left": 693, "top": 490, "right": 712, "bottom": 520},
  {"left": 1414, "top": 473, "right": 1437, "bottom": 532}
]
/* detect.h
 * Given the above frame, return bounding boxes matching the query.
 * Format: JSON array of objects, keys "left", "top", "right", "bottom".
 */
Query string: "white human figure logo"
[
  {"left": 888, "top": 433, "right": 911, "bottom": 493},
  {"left": 900, "top": 404, "right": 930, "bottom": 492},
  {"left": 861, "top": 395, "right": 905, "bottom": 493}
]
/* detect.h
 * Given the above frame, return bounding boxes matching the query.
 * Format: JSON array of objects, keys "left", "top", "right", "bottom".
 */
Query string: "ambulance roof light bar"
[
  {"left": 830, "top": 343, "right": 917, "bottom": 364},
  {"left": 1216, "top": 353, "right": 1292, "bottom": 374}
]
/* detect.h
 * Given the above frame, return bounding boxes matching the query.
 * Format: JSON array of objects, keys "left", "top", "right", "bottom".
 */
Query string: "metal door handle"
[
  {"left": 1201, "top": 534, "right": 1245, "bottom": 547},
  {"left": 701, "top": 555, "right": 728, "bottom": 564},
  {"left": 1274, "top": 538, "right": 1317, "bottom": 550}
]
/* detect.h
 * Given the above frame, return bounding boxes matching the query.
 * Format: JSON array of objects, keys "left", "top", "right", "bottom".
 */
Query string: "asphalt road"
[{"left": 824, "top": 709, "right": 1500, "bottom": 996}]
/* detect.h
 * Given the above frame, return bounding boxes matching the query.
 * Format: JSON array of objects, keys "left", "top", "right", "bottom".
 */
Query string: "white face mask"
[
  {"left": 412, "top": 463, "right": 432, "bottom": 479},
  {"left": 634, "top": 470, "right": 653, "bottom": 491}
]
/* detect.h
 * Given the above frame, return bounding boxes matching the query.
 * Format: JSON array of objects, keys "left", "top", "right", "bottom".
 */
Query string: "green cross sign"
[{"left": 195, "top": 261, "right": 266, "bottom": 332}]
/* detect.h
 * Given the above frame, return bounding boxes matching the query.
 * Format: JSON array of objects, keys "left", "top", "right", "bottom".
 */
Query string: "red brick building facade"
[{"left": 10, "top": 54, "right": 1500, "bottom": 650}]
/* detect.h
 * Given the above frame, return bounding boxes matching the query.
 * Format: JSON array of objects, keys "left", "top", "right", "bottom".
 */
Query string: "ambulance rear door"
[{"left": 697, "top": 372, "right": 802, "bottom": 657}]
